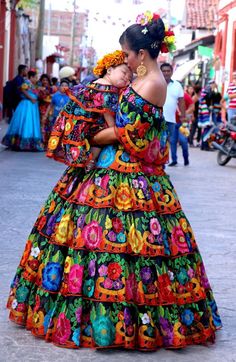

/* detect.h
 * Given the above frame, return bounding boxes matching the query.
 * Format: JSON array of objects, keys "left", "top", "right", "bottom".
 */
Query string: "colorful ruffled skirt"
[
  {"left": 7, "top": 164, "right": 222, "bottom": 350},
  {"left": 2, "top": 98, "right": 43, "bottom": 151}
]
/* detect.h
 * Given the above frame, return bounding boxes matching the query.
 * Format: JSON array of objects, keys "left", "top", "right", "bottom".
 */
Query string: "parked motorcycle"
[{"left": 212, "top": 122, "right": 236, "bottom": 165}]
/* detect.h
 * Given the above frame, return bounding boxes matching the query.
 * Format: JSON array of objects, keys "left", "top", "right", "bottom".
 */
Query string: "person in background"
[
  {"left": 1, "top": 70, "right": 43, "bottom": 151},
  {"left": 226, "top": 71, "right": 236, "bottom": 123},
  {"left": 3, "top": 64, "right": 28, "bottom": 122},
  {"left": 43, "top": 79, "right": 70, "bottom": 140},
  {"left": 174, "top": 89, "right": 194, "bottom": 165},
  {"left": 198, "top": 81, "right": 222, "bottom": 151},
  {"left": 59, "top": 66, "right": 77, "bottom": 87},
  {"left": 189, "top": 84, "right": 202, "bottom": 146},
  {"left": 160, "top": 62, "right": 186, "bottom": 166},
  {"left": 38, "top": 73, "right": 54, "bottom": 147},
  {"left": 51, "top": 77, "right": 59, "bottom": 93}
]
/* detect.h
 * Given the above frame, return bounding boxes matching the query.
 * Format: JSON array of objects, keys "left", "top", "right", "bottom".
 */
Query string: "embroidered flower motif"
[
  {"left": 171, "top": 226, "right": 189, "bottom": 253},
  {"left": 112, "top": 217, "right": 123, "bottom": 233},
  {"left": 54, "top": 313, "right": 71, "bottom": 344},
  {"left": 98, "top": 264, "right": 108, "bottom": 277},
  {"left": 83, "top": 279, "right": 95, "bottom": 297},
  {"left": 42, "top": 262, "right": 63, "bottom": 291},
  {"left": 114, "top": 183, "right": 133, "bottom": 210},
  {"left": 150, "top": 218, "right": 161, "bottom": 235},
  {"left": 88, "top": 259, "right": 96, "bottom": 277},
  {"left": 68, "top": 264, "right": 84, "bottom": 293},
  {"left": 152, "top": 181, "right": 161, "bottom": 192},
  {"left": 92, "top": 315, "right": 116, "bottom": 346},
  {"left": 72, "top": 328, "right": 81, "bottom": 346},
  {"left": 117, "top": 232, "right": 126, "bottom": 243},
  {"left": 181, "top": 309, "right": 194, "bottom": 326},
  {"left": 82, "top": 221, "right": 103, "bottom": 250},
  {"left": 107, "top": 262, "right": 122, "bottom": 280},
  {"left": 103, "top": 277, "right": 113, "bottom": 289},
  {"left": 30, "top": 246, "right": 40, "bottom": 258},
  {"left": 11, "top": 299, "right": 18, "bottom": 309},
  {"left": 141, "top": 313, "right": 150, "bottom": 324},
  {"left": 55, "top": 214, "right": 74, "bottom": 244},
  {"left": 128, "top": 224, "right": 143, "bottom": 253},
  {"left": 96, "top": 145, "right": 116, "bottom": 168},
  {"left": 140, "top": 267, "right": 152, "bottom": 284}
]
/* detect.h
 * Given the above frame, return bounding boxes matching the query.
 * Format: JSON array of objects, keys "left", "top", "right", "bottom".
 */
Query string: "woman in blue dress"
[{"left": 2, "top": 70, "right": 44, "bottom": 151}]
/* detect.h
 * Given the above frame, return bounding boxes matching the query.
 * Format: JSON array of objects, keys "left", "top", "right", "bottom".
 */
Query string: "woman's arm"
[
  {"left": 91, "top": 127, "right": 118, "bottom": 145},
  {"left": 21, "top": 89, "right": 37, "bottom": 103}
]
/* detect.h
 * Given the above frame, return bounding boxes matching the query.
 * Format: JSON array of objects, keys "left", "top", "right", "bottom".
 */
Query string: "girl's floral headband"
[
  {"left": 93, "top": 50, "right": 125, "bottom": 77},
  {"left": 136, "top": 10, "right": 176, "bottom": 54}
]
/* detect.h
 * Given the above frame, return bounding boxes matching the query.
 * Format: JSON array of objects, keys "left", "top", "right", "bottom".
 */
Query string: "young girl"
[
  {"left": 2, "top": 70, "right": 43, "bottom": 151},
  {"left": 46, "top": 50, "right": 132, "bottom": 171}
]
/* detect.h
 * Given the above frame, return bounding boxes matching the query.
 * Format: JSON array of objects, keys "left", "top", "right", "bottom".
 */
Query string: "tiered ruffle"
[{"left": 7, "top": 167, "right": 222, "bottom": 350}]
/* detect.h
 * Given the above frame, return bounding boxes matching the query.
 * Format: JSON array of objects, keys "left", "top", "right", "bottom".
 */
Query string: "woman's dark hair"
[
  {"left": 28, "top": 70, "right": 36, "bottom": 78},
  {"left": 119, "top": 18, "right": 165, "bottom": 59},
  {"left": 39, "top": 73, "right": 51, "bottom": 85}
]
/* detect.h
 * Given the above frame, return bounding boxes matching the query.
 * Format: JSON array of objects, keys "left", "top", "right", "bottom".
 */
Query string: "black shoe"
[
  {"left": 168, "top": 161, "right": 177, "bottom": 167},
  {"left": 184, "top": 160, "right": 189, "bottom": 166}
]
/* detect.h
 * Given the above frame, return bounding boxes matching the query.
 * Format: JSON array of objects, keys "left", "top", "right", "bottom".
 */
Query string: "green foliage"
[{"left": 17, "top": 0, "right": 39, "bottom": 10}]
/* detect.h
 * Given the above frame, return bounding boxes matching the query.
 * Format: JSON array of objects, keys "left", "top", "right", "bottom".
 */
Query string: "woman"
[
  {"left": 7, "top": 11, "right": 221, "bottom": 351},
  {"left": 2, "top": 70, "right": 43, "bottom": 151},
  {"left": 38, "top": 73, "right": 54, "bottom": 147},
  {"left": 189, "top": 85, "right": 202, "bottom": 146}
]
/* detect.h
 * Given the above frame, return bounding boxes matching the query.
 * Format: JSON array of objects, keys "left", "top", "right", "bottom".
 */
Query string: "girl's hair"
[
  {"left": 119, "top": 17, "right": 165, "bottom": 59},
  {"left": 39, "top": 73, "right": 51, "bottom": 85},
  {"left": 28, "top": 70, "right": 36, "bottom": 78}
]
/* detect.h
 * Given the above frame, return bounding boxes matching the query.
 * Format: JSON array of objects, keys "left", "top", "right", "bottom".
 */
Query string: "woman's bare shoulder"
[{"left": 138, "top": 78, "right": 167, "bottom": 107}]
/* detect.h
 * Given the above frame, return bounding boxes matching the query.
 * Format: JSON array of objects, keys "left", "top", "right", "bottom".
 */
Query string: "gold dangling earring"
[{"left": 136, "top": 62, "right": 147, "bottom": 77}]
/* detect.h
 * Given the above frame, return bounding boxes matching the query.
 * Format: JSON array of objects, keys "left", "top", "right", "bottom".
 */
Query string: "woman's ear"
[{"left": 138, "top": 49, "right": 145, "bottom": 61}]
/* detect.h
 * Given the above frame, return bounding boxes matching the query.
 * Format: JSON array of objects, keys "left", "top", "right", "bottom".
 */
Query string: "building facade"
[
  {"left": 172, "top": 0, "right": 219, "bottom": 85},
  {"left": 214, "top": 0, "right": 236, "bottom": 91}
]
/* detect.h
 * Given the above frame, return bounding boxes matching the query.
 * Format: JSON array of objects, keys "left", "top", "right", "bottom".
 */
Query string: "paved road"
[{"left": 0, "top": 145, "right": 236, "bottom": 362}]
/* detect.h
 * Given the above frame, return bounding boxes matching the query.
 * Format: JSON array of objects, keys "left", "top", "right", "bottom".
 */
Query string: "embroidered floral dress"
[
  {"left": 47, "top": 83, "right": 120, "bottom": 167},
  {"left": 7, "top": 85, "right": 222, "bottom": 351}
]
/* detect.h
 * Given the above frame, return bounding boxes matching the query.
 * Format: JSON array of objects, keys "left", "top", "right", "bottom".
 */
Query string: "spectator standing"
[
  {"left": 1, "top": 70, "right": 43, "bottom": 151},
  {"left": 3, "top": 64, "right": 28, "bottom": 121},
  {"left": 59, "top": 66, "right": 77, "bottom": 87},
  {"left": 161, "top": 63, "right": 186, "bottom": 166},
  {"left": 38, "top": 73, "right": 54, "bottom": 147},
  {"left": 189, "top": 85, "right": 202, "bottom": 146},
  {"left": 198, "top": 81, "right": 222, "bottom": 151},
  {"left": 43, "top": 79, "right": 70, "bottom": 139}
]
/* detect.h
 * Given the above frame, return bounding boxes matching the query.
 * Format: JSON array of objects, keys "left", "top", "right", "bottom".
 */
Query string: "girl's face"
[
  {"left": 120, "top": 42, "right": 139, "bottom": 74},
  {"left": 41, "top": 77, "right": 50, "bottom": 87},
  {"left": 109, "top": 64, "right": 132, "bottom": 88},
  {"left": 30, "top": 75, "right": 37, "bottom": 85}
]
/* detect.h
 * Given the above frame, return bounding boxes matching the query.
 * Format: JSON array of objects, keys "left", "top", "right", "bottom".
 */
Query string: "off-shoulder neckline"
[{"left": 129, "top": 86, "right": 163, "bottom": 110}]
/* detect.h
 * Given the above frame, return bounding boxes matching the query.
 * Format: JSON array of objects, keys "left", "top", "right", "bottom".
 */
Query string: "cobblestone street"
[{"left": 0, "top": 146, "right": 236, "bottom": 362}]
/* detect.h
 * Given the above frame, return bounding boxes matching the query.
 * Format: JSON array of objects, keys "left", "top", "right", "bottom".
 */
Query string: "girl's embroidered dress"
[
  {"left": 2, "top": 80, "right": 43, "bottom": 151},
  {"left": 7, "top": 85, "right": 222, "bottom": 350},
  {"left": 46, "top": 83, "right": 120, "bottom": 168}
]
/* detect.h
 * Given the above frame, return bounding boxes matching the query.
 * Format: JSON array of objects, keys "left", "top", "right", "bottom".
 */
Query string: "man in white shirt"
[{"left": 161, "top": 63, "right": 187, "bottom": 166}]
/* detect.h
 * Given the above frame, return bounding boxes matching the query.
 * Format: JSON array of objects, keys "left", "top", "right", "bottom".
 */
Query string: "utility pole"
[
  {"left": 70, "top": 0, "right": 77, "bottom": 66},
  {"left": 35, "top": 0, "right": 45, "bottom": 60}
]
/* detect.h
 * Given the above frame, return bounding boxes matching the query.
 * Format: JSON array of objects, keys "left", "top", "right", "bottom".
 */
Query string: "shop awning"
[{"left": 172, "top": 59, "right": 201, "bottom": 81}]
